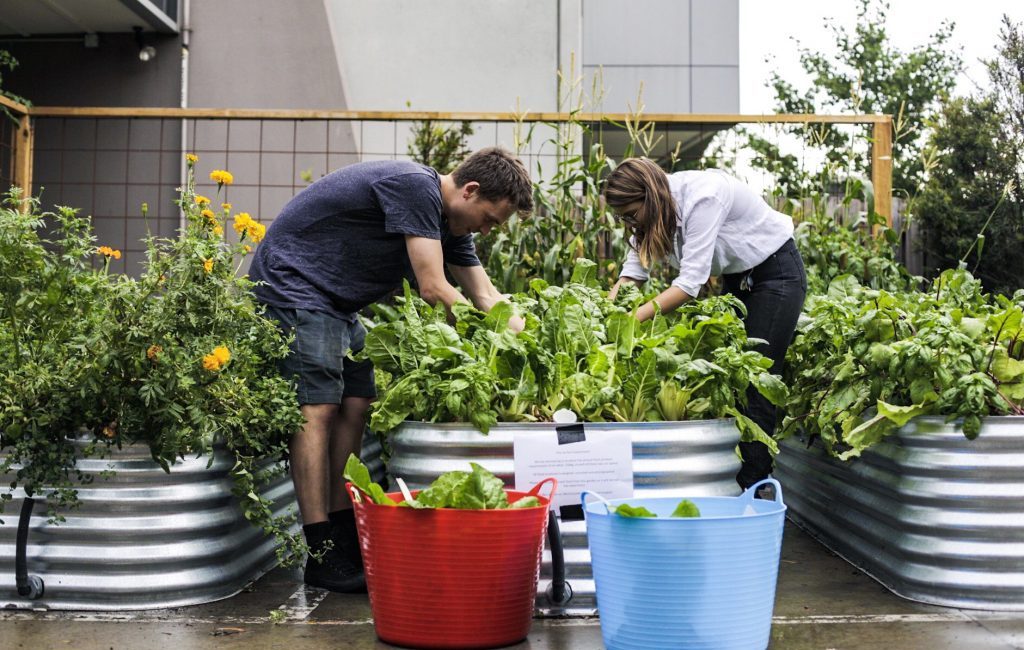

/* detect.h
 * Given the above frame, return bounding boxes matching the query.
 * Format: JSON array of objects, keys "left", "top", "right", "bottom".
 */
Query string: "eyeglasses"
[{"left": 615, "top": 209, "right": 640, "bottom": 227}]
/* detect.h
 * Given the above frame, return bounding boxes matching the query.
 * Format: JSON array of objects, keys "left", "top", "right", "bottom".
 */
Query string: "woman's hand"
[{"left": 609, "top": 276, "right": 643, "bottom": 301}]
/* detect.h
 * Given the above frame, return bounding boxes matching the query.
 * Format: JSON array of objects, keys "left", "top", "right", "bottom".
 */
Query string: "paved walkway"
[{"left": 4, "top": 522, "right": 1023, "bottom": 649}]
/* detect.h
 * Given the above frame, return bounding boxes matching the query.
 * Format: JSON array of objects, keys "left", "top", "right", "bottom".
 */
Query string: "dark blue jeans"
[{"left": 722, "top": 239, "right": 807, "bottom": 489}]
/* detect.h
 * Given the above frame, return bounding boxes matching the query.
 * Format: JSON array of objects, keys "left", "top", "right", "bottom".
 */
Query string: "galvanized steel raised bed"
[
  {"left": 0, "top": 432, "right": 385, "bottom": 610},
  {"left": 775, "top": 416, "right": 1024, "bottom": 611},
  {"left": 387, "top": 419, "right": 743, "bottom": 616}
]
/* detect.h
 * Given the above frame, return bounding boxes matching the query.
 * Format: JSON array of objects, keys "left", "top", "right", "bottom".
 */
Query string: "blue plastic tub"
[{"left": 583, "top": 479, "right": 786, "bottom": 650}]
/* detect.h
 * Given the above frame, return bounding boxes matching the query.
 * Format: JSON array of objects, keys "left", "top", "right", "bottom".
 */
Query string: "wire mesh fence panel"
[
  {"left": 0, "top": 117, "right": 15, "bottom": 192},
  {"left": 23, "top": 110, "right": 898, "bottom": 282}
]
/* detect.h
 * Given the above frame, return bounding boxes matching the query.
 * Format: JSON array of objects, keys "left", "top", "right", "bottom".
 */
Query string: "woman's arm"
[
  {"left": 635, "top": 286, "right": 692, "bottom": 322},
  {"left": 608, "top": 275, "right": 643, "bottom": 300}
]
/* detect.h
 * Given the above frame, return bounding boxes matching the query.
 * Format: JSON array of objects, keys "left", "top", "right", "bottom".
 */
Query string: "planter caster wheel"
[{"left": 16, "top": 497, "right": 45, "bottom": 600}]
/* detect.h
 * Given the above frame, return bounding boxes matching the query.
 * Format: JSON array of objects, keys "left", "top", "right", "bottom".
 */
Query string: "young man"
[{"left": 249, "top": 147, "right": 533, "bottom": 592}]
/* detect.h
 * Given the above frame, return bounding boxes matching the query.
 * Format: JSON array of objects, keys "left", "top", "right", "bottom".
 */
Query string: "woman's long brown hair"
[{"left": 603, "top": 157, "right": 676, "bottom": 268}]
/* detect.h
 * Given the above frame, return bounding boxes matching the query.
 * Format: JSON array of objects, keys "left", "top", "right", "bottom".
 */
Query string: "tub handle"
[
  {"left": 581, "top": 490, "right": 614, "bottom": 514},
  {"left": 741, "top": 478, "right": 784, "bottom": 506},
  {"left": 527, "top": 477, "right": 558, "bottom": 503},
  {"left": 347, "top": 482, "right": 364, "bottom": 504}
]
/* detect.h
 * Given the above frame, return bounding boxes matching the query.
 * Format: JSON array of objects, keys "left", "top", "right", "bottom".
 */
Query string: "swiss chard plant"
[
  {"left": 782, "top": 269, "right": 1024, "bottom": 459},
  {"left": 360, "top": 260, "right": 785, "bottom": 453}
]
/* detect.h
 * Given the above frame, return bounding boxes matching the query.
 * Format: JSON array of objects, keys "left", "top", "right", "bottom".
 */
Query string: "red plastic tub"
[{"left": 348, "top": 478, "right": 556, "bottom": 649}]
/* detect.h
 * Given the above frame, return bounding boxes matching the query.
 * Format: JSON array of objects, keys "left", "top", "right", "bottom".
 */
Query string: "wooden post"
[
  {"left": 13, "top": 114, "right": 33, "bottom": 206},
  {"left": 871, "top": 115, "right": 893, "bottom": 228}
]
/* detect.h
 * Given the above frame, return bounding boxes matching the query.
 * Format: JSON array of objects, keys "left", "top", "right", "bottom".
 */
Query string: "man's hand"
[
  {"left": 508, "top": 314, "right": 525, "bottom": 334},
  {"left": 448, "top": 264, "right": 523, "bottom": 332}
]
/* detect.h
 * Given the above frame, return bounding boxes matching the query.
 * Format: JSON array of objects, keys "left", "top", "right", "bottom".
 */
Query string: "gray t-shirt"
[{"left": 250, "top": 160, "right": 479, "bottom": 319}]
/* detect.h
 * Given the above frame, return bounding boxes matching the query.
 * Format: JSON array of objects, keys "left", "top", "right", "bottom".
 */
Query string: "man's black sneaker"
[
  {"left": 303, "top": 544, "right": 366, "bottom": 593},
  {"left": 754, "top": 483, "right": 777, "bottom": 501},
  {"left": 332, "top": 519, "right": 364, "bottom": 569}
]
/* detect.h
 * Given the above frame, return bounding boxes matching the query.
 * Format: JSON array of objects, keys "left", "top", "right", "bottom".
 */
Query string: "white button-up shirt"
[{"left": 619, "top": 169, "right": 795, "bottom": 297}]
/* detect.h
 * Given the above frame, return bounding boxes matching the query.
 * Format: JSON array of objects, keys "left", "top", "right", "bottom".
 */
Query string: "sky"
[{"left": 738, "top": 0, "right": 1024, "bottom": 113}]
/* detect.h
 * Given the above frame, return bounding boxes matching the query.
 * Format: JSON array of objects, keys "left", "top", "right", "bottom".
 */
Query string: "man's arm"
[
  {"left": 405, "top": 235, "right": 470, "bottom": 312},
  {"left": 447, "top": 263, "right": 525, "bottom": 333}
]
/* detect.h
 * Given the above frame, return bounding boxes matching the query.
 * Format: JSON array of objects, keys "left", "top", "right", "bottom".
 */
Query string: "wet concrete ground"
[{"left": 3, "top": 521, "right": 1023, "bottom": 649}]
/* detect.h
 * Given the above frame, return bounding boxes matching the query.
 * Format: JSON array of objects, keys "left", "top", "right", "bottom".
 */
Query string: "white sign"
[{"left": 513, "top": 425, "right": 634, "bottom": 510}]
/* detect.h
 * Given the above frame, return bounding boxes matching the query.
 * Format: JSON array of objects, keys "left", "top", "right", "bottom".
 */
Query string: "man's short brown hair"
[{"left": 451, "top": 147, "right": 533, "bottom": 216}]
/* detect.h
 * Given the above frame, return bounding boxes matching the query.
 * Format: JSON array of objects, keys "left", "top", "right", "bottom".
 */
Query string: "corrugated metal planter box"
[
  {"left": 387, "top": 419, "right": 743, "bottom": 616},
  {"left": 775, "top": 416, "right": 1024, "bottom": 610},
  {"left": 0, "top": 432, "right": 385, "bottom": 610}
]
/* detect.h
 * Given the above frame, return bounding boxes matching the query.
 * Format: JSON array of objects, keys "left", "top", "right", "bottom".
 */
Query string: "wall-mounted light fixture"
[{"left": 133, "top": 26, "right": 157, "bottom": 62}]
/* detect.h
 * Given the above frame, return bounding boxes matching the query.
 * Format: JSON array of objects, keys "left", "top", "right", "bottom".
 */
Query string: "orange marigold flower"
[
  {"left": 185, "top": 153, "right": 198, "bottom": 164},
  {"left": 102, "top": 423, "right": 117, "bottom": 439},
  {"left": 195, "top": 195, "right": 211, "bottom": 206},
  {"left": 97, "top": 246, "right": 122, "bottom": 260},
  {"left": 212, "top": 346, "right": 231, "bottom": 364},
  {"left": 146, "top": 344, "right": 162, "bottom": 360},
  {"left": 246, "top": 221, "right": 266, "bottom": 243},
  {"left": 202, "top": 354, "right": 221, "bottom": 371},
  {"left": 232, "top": 212, "right": 253, "bottom": 235},
  {"left": 203, "top": 258, "right": 214, "bottom": 274},
  {"left": 210, "top": 169, "right": 234, "bottom": 185}
]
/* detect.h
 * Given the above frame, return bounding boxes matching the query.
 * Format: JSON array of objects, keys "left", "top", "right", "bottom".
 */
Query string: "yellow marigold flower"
[
  {"left": 195, "top": 195, "right": 211, "bottom": 206},
  {"left": 210, "top": 169, "right": 234, "bottom": 186},
  {"left": 203, "top": 258, "right": 214, "bottom": 274},
  {"left": 146, "top": 344, "right": 162, "bottom": 360},
  {"left": 246, "top": 220, "right": 266, "bottom": 243},
  {"left": 221, "top": 202, "right": 232, "bottom": 211},
  {"left": 213, "top": 225, "right": 224, "bottom": 236},
  {"left": 243, "top": 245, "right": 252, "bottom": 254},
  {"left": 185, "top": 153, "right": 198, "bottom": 164},
  {"left": 201, "top": 208, "right": 216, "bottom": 223},
  {"left": 212, "top": 346, "right": 231, "bottom": 364},
  {"left": 97, "top": 246, "right": 122, "bottom": 260},
  {"left": 202, "top": 354, "right": 222, "bottom": 371},
  {"left": 233, "top": 212, "right": 253, "bottom": 235}
]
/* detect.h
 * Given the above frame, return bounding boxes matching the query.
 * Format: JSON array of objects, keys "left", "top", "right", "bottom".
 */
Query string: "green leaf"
[
  {"left": 414, "top": 471, "right": 469, "bottom": 508},
  {"left": 753, "top": 373, "right": 788, "bottom": 407},
  {"left": 670, "top": 499, "right": 701, "bottom": 518},
  {"left": 467, "top": 462, "right": 509, "bottom": 509},
  {"left": 342, "top": 454, "right": 397, "bottom": 506},
  {"left": 612, "top": 503, "right": 657, "bottom": 518},
  {"left": 509, "top": 496, "right": 541, "bottom": 509}
]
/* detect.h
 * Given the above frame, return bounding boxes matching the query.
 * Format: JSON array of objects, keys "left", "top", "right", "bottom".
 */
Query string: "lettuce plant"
[
  {"left": 344, "top": 454, "right": 541, "bottom": 510},
  {"left": 360, "top": 260, "right": 785, "bottom": 453},
  {"left": 783, "top": 270, "right": 1024, "bottom": 459}
]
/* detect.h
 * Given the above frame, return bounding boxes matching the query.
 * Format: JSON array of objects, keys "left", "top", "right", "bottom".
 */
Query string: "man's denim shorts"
[{"left": 262, "top": 304, "right": 377, "bottom": 405}]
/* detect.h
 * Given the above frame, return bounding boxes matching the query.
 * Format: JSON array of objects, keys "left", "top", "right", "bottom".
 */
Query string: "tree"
[
  {"left": 915, "top": 16, "right": 1024, "bottom": 295},
  {"left": 0, "top": 48, "right": 31, "bottom": 122},
  {"left": 750, "top": 0, "right": 962, "bottom": 196}
]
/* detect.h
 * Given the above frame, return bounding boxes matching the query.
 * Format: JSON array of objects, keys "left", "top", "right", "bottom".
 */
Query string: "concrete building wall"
[
  {"left": 187, "top": 0, "right": 348, "bottom": 110},
  {"left": 582, "top": 0, "right": 739, "bottom": 114},
  {"left": 2, "top": 0, "right": 739, "bottom": 272},
  {"left": 326, "top": 0, "right": 559, "bottom": 113},
  {"left": 3, "top": 33, "right": 181, "bottom": 107}
]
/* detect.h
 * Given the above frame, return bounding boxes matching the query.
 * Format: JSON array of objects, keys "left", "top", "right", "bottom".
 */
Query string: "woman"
[{"left": 604, "top": 157, "right": 807, "bottom": 490}]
